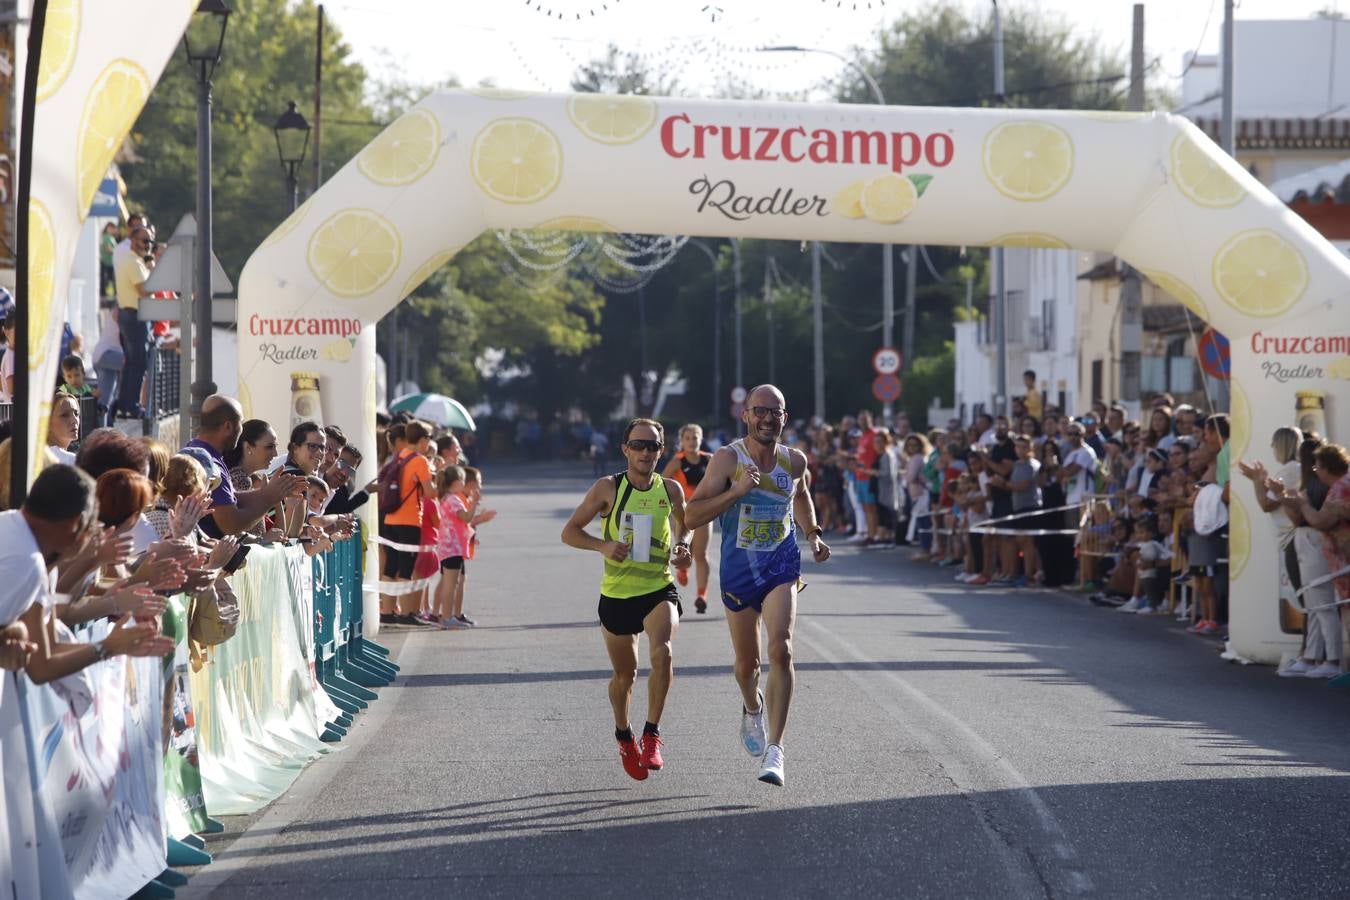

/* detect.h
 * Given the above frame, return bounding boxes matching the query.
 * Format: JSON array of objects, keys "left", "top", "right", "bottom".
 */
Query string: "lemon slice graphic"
[
  {"left": 1170, "top": 132, "right": 1245, "bottom": 208},
  {"left": 401, "top": 248, "right": 462, "bottom": 298},
  {"left": 566, "top": 94, "right": 658, "bottom": 145},
  {"left": 1139, "top": 269, "right": 1209, "bottom": 323},
  {"left": 832, "top": 180, "right": 866, "bottom": 219},
  {"left": 1211, "top": 230, "right": 1308, "bottom": 318},
  {"left": 306, "top": 209, "right": 403, "bottom": 299},
  {"left": 358, "top": 108, "right": 442, "bottom": 186},
  {"left": 990, "top": 233, "right": 1069, "bottom": 249},
  {"left": 982, "top": 121, "right": 1074, "bottom": 202},
  {"left": 76, "top": 59, "right": 150, "bottom": 216},
  {"left": 27, "top": 200, "right": 56, "bottom": 367},
  {"left": 860, "top": 174, "right": 918, "bottom": 224},
  {"left": 36, "top": 0, "right": 79, "bottom": 103},
  {"left": 471, "top": 118, "right": 563, "bottom": 204}
]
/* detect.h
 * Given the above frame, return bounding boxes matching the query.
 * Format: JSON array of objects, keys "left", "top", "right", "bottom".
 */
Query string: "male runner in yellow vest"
[{"left": 562, "top": 418, "right": 693, "bottom": 780}]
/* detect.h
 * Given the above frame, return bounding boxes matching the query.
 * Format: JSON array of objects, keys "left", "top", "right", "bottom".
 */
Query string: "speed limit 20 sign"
[{"left": 872, "top": 347, "right": 902, "bottom": 375}]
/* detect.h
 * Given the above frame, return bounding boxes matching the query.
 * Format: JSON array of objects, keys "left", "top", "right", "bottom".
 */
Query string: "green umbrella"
[{"left": 389, "top": 392, "right": 477, "bottom": 431}]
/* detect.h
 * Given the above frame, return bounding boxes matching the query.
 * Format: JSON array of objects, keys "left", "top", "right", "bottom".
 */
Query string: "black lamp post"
[
  {"left": 184, "top": 0, "right": 230, "bottom": 432},
  {"left": 273, "top": 101, "right": 311, "bottom": 212}
]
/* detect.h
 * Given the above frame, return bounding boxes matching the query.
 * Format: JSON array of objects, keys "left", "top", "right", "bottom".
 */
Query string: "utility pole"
[
  {"left": 1119, "top": 4, "right": 1146, "bottom": 413},
  {"left": 991, "top": 0, "right": 1008, "bottom": 417},
  {"left": 902, "top": 245, "right": 916, "bottom": 395},
  {"left": 1220, "top": 0, "right": 1235, "bottom": 156},
  {"left": 313, "top": 4, "right": 324, "bottom": 193},
  {"left": 733, "top": 238, "right": 744, "bottom": 433},
  {"left": 764, "top": 256, "right": 775, "bottom": 384},
  {"left": 812, "top": 241, "right": 825, "bottom": 422}
]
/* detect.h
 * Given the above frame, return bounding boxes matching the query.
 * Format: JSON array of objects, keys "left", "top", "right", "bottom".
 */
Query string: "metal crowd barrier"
[{"left": 310, "top": 522, "right": 397, "bottom": 739}]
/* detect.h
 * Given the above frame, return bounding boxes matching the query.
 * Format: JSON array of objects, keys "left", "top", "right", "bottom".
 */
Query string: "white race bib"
[{"left": 735, "top": 501, "right": 790, "bottom": 552}]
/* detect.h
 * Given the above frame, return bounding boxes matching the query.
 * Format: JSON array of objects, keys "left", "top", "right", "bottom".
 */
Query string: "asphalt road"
[{"left": 182, "top": 462, "right": 1350, "bottom": 899}]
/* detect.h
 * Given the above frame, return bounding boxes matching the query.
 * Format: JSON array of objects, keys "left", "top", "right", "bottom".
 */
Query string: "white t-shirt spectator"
[
  {"left": 49, "top": 445, "right": 76, "bottom": 466},
  {"left": 1265, "top": 459, "right": 1302, "bottom": 549},
  {"left": 0, "top": 509, "right": 49, "bottom": 624},
  {"left": 0, "top": 343, "right": 14, "bottom": 402},
  {"left": 1064, "top": 444, "right": 1098, "bottom": 506}
]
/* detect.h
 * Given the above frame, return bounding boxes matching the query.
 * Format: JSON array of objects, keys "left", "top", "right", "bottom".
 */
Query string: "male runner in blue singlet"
[{"left": 685, "top": 385, "right": 831, "bottom": 786}]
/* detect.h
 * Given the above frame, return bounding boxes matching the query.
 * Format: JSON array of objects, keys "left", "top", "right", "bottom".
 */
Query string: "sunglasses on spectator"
[
  {"left": 304, "top": 441, "right": 325, "bottom": 453},
  {"left": 335, "top": 459, "right": 356, "bottom": 473},
  {"left": 750, "top": 406, "right": 787, "bottom": 420},
  {"left": 626, "top": 439, "right": 663, "bottom": 452}
]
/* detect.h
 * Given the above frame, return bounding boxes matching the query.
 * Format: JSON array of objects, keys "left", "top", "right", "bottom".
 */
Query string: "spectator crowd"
[{"left": 774, "top": 371, "right": 1349, "bottom": 679}]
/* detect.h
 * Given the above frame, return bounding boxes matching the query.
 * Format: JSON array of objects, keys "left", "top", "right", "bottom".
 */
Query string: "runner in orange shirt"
[{"left": 662, "top": 423, "right": 714, "bottom": 613}]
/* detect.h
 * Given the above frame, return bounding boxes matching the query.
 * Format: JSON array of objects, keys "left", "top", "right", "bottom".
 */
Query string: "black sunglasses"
[
  {"left": 626, "top": 439, "right": 663, "bottom": 453},
  {"left": 750, "top": 406, "right": 786, "bottom": 420}
]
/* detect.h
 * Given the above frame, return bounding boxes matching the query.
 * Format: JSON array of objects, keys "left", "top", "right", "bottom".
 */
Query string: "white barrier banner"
[{"left": 13, "top": 621, "right": 167, "bottom": 900}]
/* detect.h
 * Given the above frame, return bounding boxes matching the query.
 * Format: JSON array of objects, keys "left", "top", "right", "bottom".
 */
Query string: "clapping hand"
[
  {"left": 205, "top": 536, "right": 240, "bottom": 572},
  {"left": 0, "top": 622, "right": 37, "bottom": 671},
  {"left": 94, "top": 526, "right": 135, "bottom": 568},
  {"left": 107, "top": 585, "right": 166, "bottom": 620},
  {"left": 170, "top": 492, "right": 211, "bottom": 538}
]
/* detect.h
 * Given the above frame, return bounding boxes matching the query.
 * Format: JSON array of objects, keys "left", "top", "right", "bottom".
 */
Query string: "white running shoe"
[
  {"left": 741, "top": 690, "right": 767, "bottom": 758},
  {"left": 1117, "top": 597, "right": 1144, "bottom": 613},
  {"left": 1305, "top": 662, "right": 1342, "bottom": 679},
  {"left": 1278, "top": 659, "right": 1312, "bottom": 677},
  {"left": 758, "top": 743, "right": 785, "bottom": 786}
]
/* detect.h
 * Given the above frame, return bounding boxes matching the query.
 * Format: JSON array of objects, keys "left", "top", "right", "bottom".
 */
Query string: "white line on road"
[{"left": 799, "top": 619, "right": 1094, "bottom": 897}]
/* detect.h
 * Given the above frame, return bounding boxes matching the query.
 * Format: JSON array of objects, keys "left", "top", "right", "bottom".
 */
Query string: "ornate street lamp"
[
  {"left": 273, "top": 101, "right": 311, "bottom": 212},
  {"left": 184, "top": 0, "right": 230, "bottom": 431}
]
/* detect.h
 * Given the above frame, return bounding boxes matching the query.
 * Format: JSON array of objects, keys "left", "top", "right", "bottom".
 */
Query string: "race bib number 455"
[{"left": 736, "top": 502, "right": 790, "bottom": 552}]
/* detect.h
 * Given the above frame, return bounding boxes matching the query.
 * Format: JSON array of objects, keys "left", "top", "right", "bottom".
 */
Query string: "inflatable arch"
[{"left": 237, "top": 90, "right": 1350, "bottom": 663}]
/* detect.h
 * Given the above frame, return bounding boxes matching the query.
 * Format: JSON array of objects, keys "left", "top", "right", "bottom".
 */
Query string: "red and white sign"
[
  {"left": 872, "top": 374, "right": 902, "bottom": 403},
  {"left": 872, "top": 347, "right": 902, "bottom": 375}
]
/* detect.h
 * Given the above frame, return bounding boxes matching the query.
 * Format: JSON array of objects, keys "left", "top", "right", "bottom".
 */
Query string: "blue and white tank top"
[{"left": 717, "top": 439, "right": 801, "bottom": 599}]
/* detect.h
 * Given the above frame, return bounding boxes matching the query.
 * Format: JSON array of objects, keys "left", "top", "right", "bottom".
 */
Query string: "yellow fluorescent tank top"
[{"left": 600, "top": 472, "right": 674, "bottom": 599}]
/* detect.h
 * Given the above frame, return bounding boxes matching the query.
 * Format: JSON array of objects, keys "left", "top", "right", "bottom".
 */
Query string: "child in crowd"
[
  {"left": 1118, "top": 515, "right": 1171, "bottom": 614},
  {"left": 434, "top": 465, "right": 495, "bottom": 629},
  {"left": 302, "top": 476, "right": 334, "bottom": 556},
  {"left": 57, "top": 354, "right": 94, "bottom": 400}
]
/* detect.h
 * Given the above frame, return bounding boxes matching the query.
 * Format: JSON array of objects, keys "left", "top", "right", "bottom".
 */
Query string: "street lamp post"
[
  {"left": 183, "top": 0, "right": 230, "bottom": 432},
  {"left": 760, "top": 45, "right": 897, "bottom": 423},
  {"left": 991, "top": 1, "right": 1009, "bottom": 417},
  {"left": 687, "top": 240, "right": 723, "bottom": 422},
  {"left": 273, "top": 100, "right": 311, "bottom": 212}
]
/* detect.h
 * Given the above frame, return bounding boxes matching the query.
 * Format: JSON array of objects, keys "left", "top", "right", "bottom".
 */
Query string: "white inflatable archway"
[{"left": 238, "top": 90, "right": 1350, "bottom": 663}]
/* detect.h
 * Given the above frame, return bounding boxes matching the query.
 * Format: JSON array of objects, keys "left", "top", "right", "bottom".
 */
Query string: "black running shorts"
[{"left": 598, "top": 584, "right": 682, "bottom": 636}]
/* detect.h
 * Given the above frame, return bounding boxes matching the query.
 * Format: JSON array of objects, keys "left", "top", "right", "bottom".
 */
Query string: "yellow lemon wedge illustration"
[
  {"left": 468, "top": 87, "right": 533, "bottom": 100},
  {"left": 27, "top": 200, "right": 56, "bottom": 367},
  {"left": 1327, "top": 356, "right": 1350, "bottom": 380},
  {"left": 306, "top": 209, "right": 403, "bottom": 299},
  {"left": 990, "top": 233, "right": 1070, "bottom": 249},
  {"left": 1227, "top": 494, "right": 1249, "bottom": 580},
  {"left": 36, "top": 0, "right": 79, "bottom": 103},
  {"left": 531, "top": 216, "right": 616, "bottom": 233},
  {"left": 76, "top": 59, "right": 150, "bottom": 216},
  {"left": 358, "top": 108, "right": 442, "bottom": 186},
  {"left": 1140, "top": 269, "right": 1209, "bottom": 323},
  {"left": 401, "top": 248, "right": 461, "bottom": 298},
  {"left": 860, "top": 174, "right": 918, "bottom": 224},
  {"left": 566, "top": 94, "right": 658, "bottom": 144},
  {"left": 322, "top": 338, "right": 354, "bottom": 362},
  {"left": 471, "top": 118, "right": 563, "bottom": 204},
  {"left": 982, "top": 121, "right": 1074, "bottom": 202},
  {"left": 831, "top": 180, "right": 866, "bottom": 219},
  {"left": 1212, "top": 230, "right": 1308, "bottom": 318},
  {"left": 260, "top": 193, "right": 315, "bottom": 249},
  {"left": 1229, "top": 379, "right": 1250, "bottom": 459},
  {"left": 1170, "top": 132, "right": 1245, "bottom": 208}
]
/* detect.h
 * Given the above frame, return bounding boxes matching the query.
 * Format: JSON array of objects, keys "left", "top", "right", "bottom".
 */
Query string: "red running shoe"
[
  {"left": 617, "top": 735, "right": 648, "bottom": 780},
  {"left": 640, "top": 732, "right": 664, "bottom": 770},
  {"left": 676, "top": 567, "right": 689, "bottom": 587}
]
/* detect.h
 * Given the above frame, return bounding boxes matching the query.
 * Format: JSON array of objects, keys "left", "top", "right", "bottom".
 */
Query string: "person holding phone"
[{"left": 562, "top": 418, "right": 692, "bottom": 781}]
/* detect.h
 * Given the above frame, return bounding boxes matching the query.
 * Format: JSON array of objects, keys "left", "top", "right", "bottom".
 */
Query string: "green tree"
[{"left": 125, "top": 0, "right": 379, "bottom": 282}]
